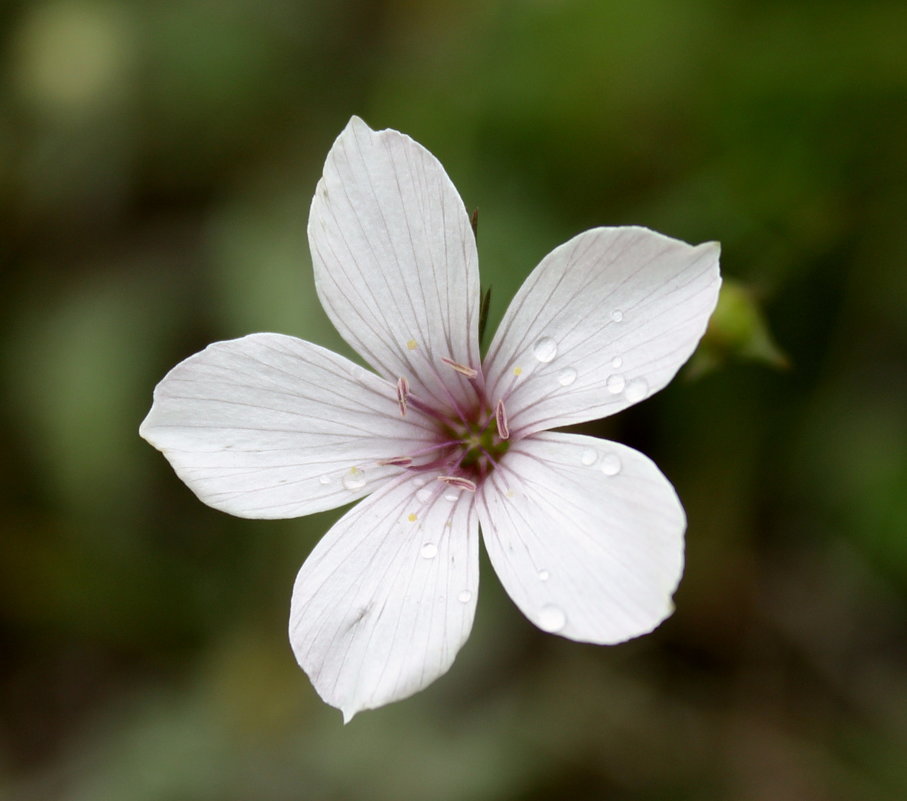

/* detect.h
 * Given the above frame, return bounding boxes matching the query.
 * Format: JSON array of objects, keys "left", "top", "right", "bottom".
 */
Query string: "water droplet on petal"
[
  {"left": 580, "top": 449, "right": 598, "bottom": 466},
  {"left": 342, "top": 468, "right": 366, "bottom": 491},
  {"left": 443, "top": 491, "right": 459, "bottom": 502},
  {"left": 416, "top": 487, "right": 433, "bottom": 503},
  {"left": 611, "top": 310, "right": 624, "bottom": 323},
  {"left": 457, "top": 590, "right": 472, "bottom": 603},
  {"left": 606, "top": 374, "right": 626, "bottom": 394},
  {"left": 533, "top": 337, "right": 558, "bottom": 363},
  {"left": 600, "top": 453, "right": 622, "bottom": 476},
  {"left": 319, "top": 475, "right": 331, "bottom": 485},
  {"left": 611, "top": 356, "right": 623, "bottom": 369},
  {"left": 538, "top": 604, "right": 566, "bottom": 633},
  {"left": 420, "top": 542, "right": 438, "bottom": 559},
  {"left": 413, "top": 475, "right": 428, "bottom": 487},
  {"left": 625, "top": 377, "right": 649, "bottom": 402},
  {"left": 557, "top": 367, "right": 577, "bottom": 386},
  {"left": 538, "top": 569, "right": 550, "bottom": 582}
]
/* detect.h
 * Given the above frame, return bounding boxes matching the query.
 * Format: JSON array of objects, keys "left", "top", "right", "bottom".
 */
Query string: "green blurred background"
[{"left": 2, "top": 0, "right": 906, "bottom": 799}]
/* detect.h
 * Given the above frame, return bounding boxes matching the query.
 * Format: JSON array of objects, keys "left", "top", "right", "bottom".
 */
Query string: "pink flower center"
[{"left": 388, "top": 359, "right": 511, "bottom": 491}]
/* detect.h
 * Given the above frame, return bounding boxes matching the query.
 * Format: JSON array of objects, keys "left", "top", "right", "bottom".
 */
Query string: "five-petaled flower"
[{"left": 140, "top": 117, "right": 721, "bottom": 722}]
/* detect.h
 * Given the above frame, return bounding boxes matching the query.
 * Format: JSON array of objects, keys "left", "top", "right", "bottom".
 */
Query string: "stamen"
[
  {"left": 440, "top": 357, "right": 478, "bottom": 379},
  {"left": 495, "top": 398, "right": 510, "bottom": 440},
  {"left": 438, "top": 475, "right": 477, "bottom": 492},
  {"left": 378, "top": 456, "right": 413, "bottom": 466},
  {"left": 396, "top": 376, "right": 409, "bottom": 416}
]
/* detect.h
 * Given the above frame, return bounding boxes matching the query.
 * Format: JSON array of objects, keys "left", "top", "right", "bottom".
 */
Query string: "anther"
[
  {"left": 396, "top": 376, "right": 409, "bottom": 416},
  {"left": 438, "top": 475, "right": 477, "bottom": 492},
  {"left": 378, "top": 456, "right": 413, "bottom": 466},
  {"left": 440, "top": 357, "right": 478, "bottom": 379},
  {"left": 495, "top": 398, "right": 510, "bottom": 440}
]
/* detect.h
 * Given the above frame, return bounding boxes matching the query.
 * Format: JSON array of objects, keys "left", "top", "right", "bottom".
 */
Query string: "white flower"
[{"left": 140, "top": 117, "right": 721, "bottom": 722}]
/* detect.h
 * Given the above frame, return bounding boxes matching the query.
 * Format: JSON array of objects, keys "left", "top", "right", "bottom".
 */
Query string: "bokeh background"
[{"left": 2, "top": 1, "right": 906, "bottom": 799}]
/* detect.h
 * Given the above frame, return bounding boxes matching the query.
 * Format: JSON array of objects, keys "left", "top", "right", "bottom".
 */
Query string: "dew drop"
[
  {"left": 318, "top": 475, "right": 331, "bottom": 485},
  {"left": 342, "top": 468, "right": 366, "bottom": 491},
  {"left": 443, "top": 491, "right": 459, "bottom": 502},
  {"left": 537, "top": 569, "right": 550, "bottom": 582},
  {"left": 606, "top": 374, "right": 626, "bottom": 394},
  {"left": 533, "top": 336, "right": 558, "bottom": 363},
  {"left": 580, "top": 449, "right": 598, "bottom": 466},
  {"left": 610, "top": 356, "right": 623, "bottom": 369},
  {"left": 557, "top": 367, "right": 577, "bottom": 386},
  {"left": 624, "top": 377, "right": 649, "bottom": 402},
  {"left": 457, "top": 590, "right": 472, "bottom": 604},
  {"left": 611, "top": 310, "right": 624, "bottom": 323},
  {"left": 416, "top": 487, "right": 433, "bottom": 503},
  {"left": 420, "top": 542, "right": 438, "bottom": 559},
  {"left": 413, "top": 475, "right": 428, "bottom": 488},
  {"left": 600, "top": 453, "right": 622, "bottom": 476},
  {"left": 538, "top": 604, "right": 566, "bottom": 633}
]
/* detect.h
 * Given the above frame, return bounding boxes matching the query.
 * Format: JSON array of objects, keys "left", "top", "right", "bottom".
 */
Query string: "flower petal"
[
  {"left": 140, "top": 333, "right": 436, "bottom": 519},
  {"left": 483, "top": 227, "right": 720, "bottom": 436},
  {"left": 309, "top": 116, "right": 481, "bottom": 414},
  {"left": 290, "top": 475, "right": 479, "bottom": 721},
  {"left": 477, "top": 431, "right": 684, "bottom": 644}
]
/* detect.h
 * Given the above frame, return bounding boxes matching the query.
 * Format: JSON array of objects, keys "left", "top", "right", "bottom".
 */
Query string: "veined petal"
[
  {"left": 290, "top": 475, "right": 479, "bottom": 722},
  {"left": 483, "top": 227, "right": 720, "bottom": 436},
  {"left": 309, "top": 116, "right": 481, "bottom": 413},
  {"left": 140, "top": 333, "right": 436, "bottom": 519},
  {"left": 477, "top": 432, "right": 684, "bottom": 644}
]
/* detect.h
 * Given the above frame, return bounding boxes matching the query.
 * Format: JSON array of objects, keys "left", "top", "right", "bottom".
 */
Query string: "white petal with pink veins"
[
  {"left": 477, "top": 431, "right": 685, "bottom": 644},
  {"left": 140, "top": 333, "right": 435, "bottom": 519},
  {"left": 483, "top": 227, "right": 720, "bottom": 437},
  {"left": 290, "top": 475, "right": 479, "bottom": 721},
  {"left": 309, "top": 116, "right": 481, "bottom": 415}
]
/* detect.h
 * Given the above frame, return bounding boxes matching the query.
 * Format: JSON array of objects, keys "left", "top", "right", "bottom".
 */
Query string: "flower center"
[
  {"left": 450, "top": 415, "right": 510, "bottom": 477},
  {"left": 386, "top": 359, "right": 512, "bottom": 492}
]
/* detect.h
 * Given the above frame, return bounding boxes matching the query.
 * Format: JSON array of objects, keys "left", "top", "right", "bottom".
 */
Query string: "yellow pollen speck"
[
  {"left": 513, "top": 366, "right": 522, "bottom": 376},
  {"left": 406, "top": 339, "right": 418, "bottom": 350},
  {"left": 506, "top": 489, "right": 515, "bottom": 498},
  {"left": 407, "top": 513, "right": 417, "bottom": 522}
]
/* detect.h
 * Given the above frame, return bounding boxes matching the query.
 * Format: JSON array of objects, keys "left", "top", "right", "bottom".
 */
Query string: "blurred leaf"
[{"left": 10, "top": 0, "right": 135, "bottom": 117}]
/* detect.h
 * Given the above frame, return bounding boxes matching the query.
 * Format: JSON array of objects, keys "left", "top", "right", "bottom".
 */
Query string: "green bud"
[{"left": 688, "top": 280, "right": 789, "bottom": 377}]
